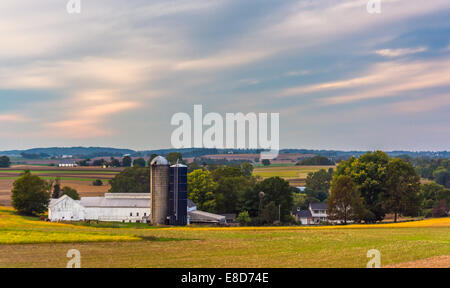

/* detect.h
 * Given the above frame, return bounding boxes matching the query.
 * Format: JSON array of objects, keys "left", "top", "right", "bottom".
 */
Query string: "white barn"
[{"left": 49, "top": 193, "right": 151, "bottom": 223}]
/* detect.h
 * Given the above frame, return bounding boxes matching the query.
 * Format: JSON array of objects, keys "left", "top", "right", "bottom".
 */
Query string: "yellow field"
[
  {"left": 0, "top": 207, "right": 140, "bottom": 244},
  {"left": 253, "top": 165, "right": 335, "bottom": 179},
  {"left": 0, "top": 206, "right": 449, "bottom": 267}
]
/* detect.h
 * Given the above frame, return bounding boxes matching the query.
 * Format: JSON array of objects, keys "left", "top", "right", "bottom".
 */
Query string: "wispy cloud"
[{"left": 374, "top": 47, "right": 428, "bottom": 57}]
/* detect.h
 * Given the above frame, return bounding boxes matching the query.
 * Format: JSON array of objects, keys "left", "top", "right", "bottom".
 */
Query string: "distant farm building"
[
  {"left": 49, "top": 156, "right": 226, "bottom": 226},
  {"left": 58, "top": 159, "right": 77, "bottom": 167},
  {"left": 294, "top": 203, "right": 328, "bottom": 225}
]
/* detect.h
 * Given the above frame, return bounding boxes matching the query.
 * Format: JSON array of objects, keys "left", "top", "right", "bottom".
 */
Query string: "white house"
[{"left": 294, "top": 203, "right": 328, "bottom": 225}]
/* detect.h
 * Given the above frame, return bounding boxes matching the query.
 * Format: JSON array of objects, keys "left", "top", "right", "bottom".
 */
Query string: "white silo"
[{"left": 150, "top": 156, "right": 170, "bottom": 225}]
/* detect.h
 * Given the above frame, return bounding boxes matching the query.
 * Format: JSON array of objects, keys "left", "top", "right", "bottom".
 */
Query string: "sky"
[{"left": 0, "top": 0, "right": 449, "bottom": 151}]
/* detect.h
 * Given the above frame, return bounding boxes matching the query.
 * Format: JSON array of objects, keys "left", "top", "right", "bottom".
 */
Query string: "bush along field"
[{"left": 0, "top": 206, "right": 449, "bottom": 268}]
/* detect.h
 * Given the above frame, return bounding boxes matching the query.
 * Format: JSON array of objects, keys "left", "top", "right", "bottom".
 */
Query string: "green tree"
[
  {"left": 109, "top": 167, "right": 150, "bottom": 193},
  {"left": 298, "top": 155, "right": 334, "bottom": 165},
  {"left": 110, "top": 158, "right": 121, "bottom": 167},
  {"left": 237, "top": 211, "right": 251, "bottom": 226},
  {"left": 166, "top": 152, "right": 183, "bottom": 165},
  {"left": 11, "top": 170, "right": 50, "bottom": 216},
  {"left": 61, "top": 186, "right": 80, "bottom": 200},
  {"left": 147, "top": 154, "right": 158, "bottom": 166},
  {"left": 211, "top": 166, "right": 242, "bottom": 181},
  {"left": 433, "top": 165, "right": 450, "bottom": 188},
  {"left": 215, "top": 176, "right": 255, "bottom": 214},
  {"left": 0, "top": 156, "right": 11, "bottom": 168},
  {"left": 133, "top": 157, "right": 146, "bottom": 167},
  {"left": 420, "top": 182, "right": 450, "bottom": 210},
  {"left": 261, "top": 159, "right": 271, "bottom": 166},
  {"left": 383, "top": 158, "right": 421, "bottom": 222},
  {"left": 305, "top": 169, "right": 332, "bottom": 202},
  {"left": 52, "top": 177, "right": 61, "bottom": 198},
  {"left": 327, "top": 175, "right": 365, "bottom": 224},
  {"left": 122, "top": 156, "right": 132, "bottom": 167},
  {"left": 188, "top": 169, "right": 217, "bottom": 212},
  {"left": 254, "top": 177, "right": 293, "bottom": 223},
  {"left": 92, "top": 179, "right": 103, "bottom": 186},
  {"left": 240, "top": 162, "right": 254, "bottom": 178},
  {"left": 334, "top": 151, "right": 389, "bottom": 222}
]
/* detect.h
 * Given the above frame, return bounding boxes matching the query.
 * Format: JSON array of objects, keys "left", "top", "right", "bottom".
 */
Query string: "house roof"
[
  {"left": 296, "top": 210, "right": 312, "bottom": 218},
  {"left": 310, "top": 203, "right": 328, "bottom": 210}
]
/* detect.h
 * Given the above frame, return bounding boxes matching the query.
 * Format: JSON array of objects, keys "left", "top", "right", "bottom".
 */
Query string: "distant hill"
[
  {"left": 0, "top": 147, "right": 135, "bottom": 158},
  {"left": 0, "top": 147, "right": 449, "bottom": 160}
]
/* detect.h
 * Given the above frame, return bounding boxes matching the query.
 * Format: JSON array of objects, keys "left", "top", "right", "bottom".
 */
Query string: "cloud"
[
  {"left": 374, "top": 47, "right": 428, "bottom": 57},
  {"left": 390, "top": 94, "right": 450, "bottom": 113},
  {"left": 0, "top": 114, "right": 30, "bottom": 123},
  {"left": 320, "top": 58, "right": 450, "bottom": 105}
]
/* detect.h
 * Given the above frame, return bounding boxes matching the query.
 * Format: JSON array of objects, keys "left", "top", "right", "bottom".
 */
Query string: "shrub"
[
  {"left": 92, "top": 179, "right": 103, "bottom": 186},
  {"left": 237, "top": 211, "right": 251, "bottom": 226}
]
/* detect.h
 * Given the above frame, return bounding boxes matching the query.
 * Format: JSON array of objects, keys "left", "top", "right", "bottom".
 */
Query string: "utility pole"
[{"left": 278, "top": 204, "right": 281, "bottom": 223}]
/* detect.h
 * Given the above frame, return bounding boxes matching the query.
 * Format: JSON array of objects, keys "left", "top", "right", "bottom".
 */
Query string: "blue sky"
[{"left": 0, "top": 0, "right": 449, "bottom": 151}]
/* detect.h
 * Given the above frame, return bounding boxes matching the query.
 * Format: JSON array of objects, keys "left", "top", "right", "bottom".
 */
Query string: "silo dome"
[{"left": 150, "top": 156, "right": 169, "bottom": 166}]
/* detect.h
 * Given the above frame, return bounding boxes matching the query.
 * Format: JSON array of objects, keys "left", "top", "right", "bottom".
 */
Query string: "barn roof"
[{"left": 80, "top": 197, "right": 149, "bottom": 208}]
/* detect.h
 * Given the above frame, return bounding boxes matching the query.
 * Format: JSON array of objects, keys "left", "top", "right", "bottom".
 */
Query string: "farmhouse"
[{"left": 294, "top": 203, "right": 328, "bottom": 225}]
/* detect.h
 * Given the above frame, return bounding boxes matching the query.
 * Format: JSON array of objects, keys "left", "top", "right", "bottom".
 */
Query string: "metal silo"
[
  {"left": 169, "top": 163, "right": 188, "bottom": 226},
  {"left": 150, "top": 156, "right": 170, "bottom": 225}
]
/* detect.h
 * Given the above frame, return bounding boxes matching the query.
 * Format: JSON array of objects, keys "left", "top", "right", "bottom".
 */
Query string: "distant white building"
[
  {"left": 294, "top": 203, "right": 328, "bottom": 225},
  {"left": 58, "top": 159, "right": 77, "bottom": 167}
]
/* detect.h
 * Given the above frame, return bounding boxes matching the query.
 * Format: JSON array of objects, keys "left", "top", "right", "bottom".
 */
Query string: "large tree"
[
  {"left": 334, "top": 151, "right": 390, "bottom": 222},
  {"left": 133, "top": 157, "right": 146, "bottom": 167},
  {"left": 11, "top": 170, "right": 50, "bottom": 216},
  {"left": 254, "top": 177, "right": 293, "bottom": 223},
  {"left": 122, "top": 156, "right": 132, "bottom": 167},
  {"left": 305, "top": 169, "right": 332, "bottom": 202},
  {"left": 109, "top": 167, "right": 150, "bottom": 193},
  {"left": 215, "top": 175, "right": 256, "bottom": 214},
  {"left": 383, "top": 158, "right": 421, "bottom": 222},
  {"left": 327, "top": 175, "right": 365, "bottom": 224},
  {"left": 61, "top": 186, "right": 80, "bottom": 200},
  {"left": 0, "top": 156, "right": 10, "bottom": 168},
  {"left": 166, "top": 152, "right": 183, "bottom": 165},
  {"left": 187, "top": 169, "right": 217, "bottom": 212}
]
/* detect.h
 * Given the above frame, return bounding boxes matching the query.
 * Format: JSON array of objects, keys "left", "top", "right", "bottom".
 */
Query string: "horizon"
[
  {"left": 0, "top": 1, "right": 449, "bottom": 151},
  {"left": 1, "top": 145, "right": 449, "bottom": 154}
]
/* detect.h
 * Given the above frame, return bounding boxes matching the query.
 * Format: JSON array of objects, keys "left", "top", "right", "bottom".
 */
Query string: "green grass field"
[{"left": 0, "top": 207, "right": 448, "bottom": 268}]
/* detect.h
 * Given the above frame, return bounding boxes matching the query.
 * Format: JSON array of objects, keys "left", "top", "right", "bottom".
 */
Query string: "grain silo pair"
[{"left": 150, "top": 156, "right": 188, "bottom": 226}]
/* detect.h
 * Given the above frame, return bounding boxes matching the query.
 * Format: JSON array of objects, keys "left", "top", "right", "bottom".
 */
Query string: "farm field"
[
  {"left": 0, "top": 207, "right": 448, "bottom": 268},
  {"left": 0, "top": 166, "right": 118, "bottom": 206},
  {"left": 253, "top": 165, "right": 335, "bottom": 186}
]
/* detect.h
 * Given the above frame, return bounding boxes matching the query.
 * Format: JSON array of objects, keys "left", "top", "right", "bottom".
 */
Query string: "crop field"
[
  {"left": 0, "top": 207, "right": 448, "bottom": 268},
  {"left": 253, "top": 165, "right": 335, "bottom": 186},
  {"left": 0, "top": 166, "right": 118, "bottom": 206}
]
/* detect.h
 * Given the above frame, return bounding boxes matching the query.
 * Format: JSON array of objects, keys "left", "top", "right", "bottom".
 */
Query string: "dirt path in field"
[{"left": 385, "top": 255, "right": 450, "bottom": 268}]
